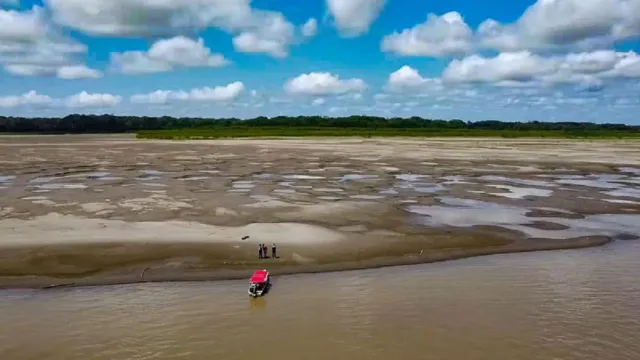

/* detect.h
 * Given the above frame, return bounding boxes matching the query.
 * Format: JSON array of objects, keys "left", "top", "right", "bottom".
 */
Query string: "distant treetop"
[{"left": 0, "top": 114, "right": 637, "bottom": 134}]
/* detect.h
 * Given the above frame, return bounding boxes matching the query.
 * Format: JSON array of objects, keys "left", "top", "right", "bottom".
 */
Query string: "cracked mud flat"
[{"left": 1, "top": 135, "right": 639, "bottom": 289}]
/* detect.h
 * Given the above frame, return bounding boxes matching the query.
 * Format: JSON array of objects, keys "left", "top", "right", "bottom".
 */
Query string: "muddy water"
[{"left": 1, "top": 243, "right": 639, "bottom": 360}]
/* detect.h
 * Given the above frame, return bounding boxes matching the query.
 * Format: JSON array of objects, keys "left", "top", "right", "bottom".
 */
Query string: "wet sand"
[{"left": 1, "top": 135, "right": 639, "bottom": 288}]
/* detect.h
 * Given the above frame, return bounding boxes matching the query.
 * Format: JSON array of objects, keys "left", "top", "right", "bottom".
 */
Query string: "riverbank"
[
  {"left": 0, "top": 234, "right": 612, "bottom": 290},
  {"left": 1, "top": 135, "right": 638, "bottom": 289},
  {"left": 135, "top": 127, "right": 640, "bottom": 139}
]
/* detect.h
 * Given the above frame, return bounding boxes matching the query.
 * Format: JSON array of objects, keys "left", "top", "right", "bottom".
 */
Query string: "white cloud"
[
  {"left": 386, "top": 65, "right": 442, "bottom": 92},
  {"left": 284, "top": 72, "right": 367, "bottom": 95},
  {"left": 233, "top": 32, "right": 288, "bottom": 58},
  {"left": 382, "top": 12, "right": 473, "bottom": 57},
  {"left": 507, "top": 0, "right": 640, "bottom": 49},
  {"left": 110, "top": 36, "right": 228, "bottom": 74},
  {"left": 0, "top": 6, "right": 95, "bottom": 78},
  {"left": 3, "top": 62, "right": 100, "bottom": 79},
  {"left": 66, "top": 91, "right": 122, "bottom": 108},
  {"left": 0, "top": 90, "right": 53, "bottom": 108},
  {"left": 0, "top": 6, "right": 48, "bottom": 41},
  {"left": 382, "top": 1, "right": 640, "bottom": 58},
  {"left": 1, "top": 90, "right": 122, "bottom": 109},
  {"left": 441, "top": 50, "right": 640, "bottom": 87},
  {"left": 478, "top": 0, "right": 640, "bottom": 52},
  {"left": 442, "top": 52, "right": 555, "bottom": 84},
  {"left": 326, "top": 0, "right": 386, "bottom": 37},
  {"left": 131, "top": 82, "right": 245, "bottom": 104},
  {"left": 45, "top": 0, "right": 302, "bottom": 58},
  {"left": 231, "top": 12, "right": 296, "bottom": 58},
  {"left": 56, "top": 65, "right": 102, "bottom": 79},
  {"left": 311, "top": 98, "right": 326, "bottom": 106},
  {"left": 302, "top": 18, "right": 318, "bottom": 38},
  {"left": 3, "top": 64, "right": 55, "bottom": 76}
]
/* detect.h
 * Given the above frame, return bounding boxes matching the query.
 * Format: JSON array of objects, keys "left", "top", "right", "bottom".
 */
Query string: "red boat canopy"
[{"left": 250, "top": 269, "right": 269, "bottom": 283}]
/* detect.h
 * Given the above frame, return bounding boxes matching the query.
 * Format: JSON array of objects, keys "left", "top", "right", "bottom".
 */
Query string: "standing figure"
[
  {"left": 258, "top": 244, "right": 263, "bottom": 259},
  {"left": 272, "top": 242, "right": 277, "bottom": 259}
]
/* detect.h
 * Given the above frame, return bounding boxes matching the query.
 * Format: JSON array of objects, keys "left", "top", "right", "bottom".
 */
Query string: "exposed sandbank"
[
  {"left": 0, "top": 235, "right": 611, "bottom": 290},
  {"left": 0, "top": 135, "right": 638, "bottom": 289}
]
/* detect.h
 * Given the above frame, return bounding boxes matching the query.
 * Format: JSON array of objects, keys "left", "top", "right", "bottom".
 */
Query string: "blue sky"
[{"left": 1, "top": 0, "right": 640, "bottom": 123}]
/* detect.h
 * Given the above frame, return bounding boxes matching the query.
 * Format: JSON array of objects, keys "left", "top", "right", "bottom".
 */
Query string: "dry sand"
[{"left": 1, "top": 135, "right": 639, "bottom": 289}]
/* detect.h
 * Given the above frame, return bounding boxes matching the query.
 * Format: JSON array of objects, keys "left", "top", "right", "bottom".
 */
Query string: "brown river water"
[{"left": 1, "top": 242, "right": 639, "bottom": 360}]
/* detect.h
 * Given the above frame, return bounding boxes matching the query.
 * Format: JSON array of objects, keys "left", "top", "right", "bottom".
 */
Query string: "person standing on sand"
[
  {"left": 263, "top": 243, "right": 268, "bottom": 258},
  {"left": 258, "top": 244, "right": 263, "bottom": 259},
  {"left": 272, "top": 242, "right": 276, "bottom": 258}
]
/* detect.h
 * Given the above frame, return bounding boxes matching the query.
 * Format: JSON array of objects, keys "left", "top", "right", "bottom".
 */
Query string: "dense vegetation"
[{"left": 1, "top": 114, "right": 639, "bottom": 138}]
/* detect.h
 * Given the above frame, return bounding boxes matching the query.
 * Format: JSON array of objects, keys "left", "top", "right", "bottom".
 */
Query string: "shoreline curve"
[{"left": 0, "top": 236, "right": 613, "bottom": 290}]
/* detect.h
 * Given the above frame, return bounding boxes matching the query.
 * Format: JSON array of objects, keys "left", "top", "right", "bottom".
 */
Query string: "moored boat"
[{"left": 248, "top": 269, "right": 270, "bottom": 297}]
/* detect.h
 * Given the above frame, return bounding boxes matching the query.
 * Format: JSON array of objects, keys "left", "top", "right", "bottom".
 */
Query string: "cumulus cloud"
[
  {"left": 0, "top": 90, "right": 53, "bottom": 108},
  {"left": 284, "top": 72, "right": 367, "bottom": 95},
  {"left": 0, "top": 6, "right": 48, "bottom": 41},
  {"left": 56, "top": 65, "right": 102, "bottom": 79},
  {"left": 110, "top": 36, "right": 228, "bottom": 74},
  {"left": 0, "top": 90, "right": 121, "bottom": 108},
  {"left": 383, "top": 1, "right": 640, "bottom": 58},
  {"left": 130, "top": 82, "right": 245, "bottom": 104},
  {"left": 442, "top": 52, "right": 555, "bottom": 84},
  {"left": 441, "top": 50, "right": 640, "bottom": 87},
  {"left": 490, "top": 0, "right": 640, "bottom": 50},
  {"left": 386, "top": 66, "right": 442, "bottom": 92},
  {"left": 0, "top": 6, "right": 98, "bottom": 78},
  {"left": 44, "top": 0, "right": 303, "bottom": 58},
  {"left": 301, "top": 18, "right": 318, "bottom": 38},
  {"left": 326, "top": 0, "right": 386, "bottom": 37},
  {"left": 3, "top": 63, "right": 101, "bottom": 79},
  {"left": 382, "top": 12, "right": 473, "bottom": 57},
  {"left": 66, "top": 91, "right": 122, "bottom": 108},
  {"left": 231, "top": 12, "right": 296, "bottom": 58},
  {"left": 311, "top": 98, "right": 326, "bottom": 106}
]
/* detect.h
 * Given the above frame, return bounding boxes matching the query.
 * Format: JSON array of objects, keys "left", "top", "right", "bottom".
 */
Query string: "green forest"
[{"left": 1, "top": 114, "right": 639, "bottom": 139}]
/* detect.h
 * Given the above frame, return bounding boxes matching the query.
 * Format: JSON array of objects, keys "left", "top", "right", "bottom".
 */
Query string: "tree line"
[{"left": 0, "top": 114, "right": 638, "bottom": 134}]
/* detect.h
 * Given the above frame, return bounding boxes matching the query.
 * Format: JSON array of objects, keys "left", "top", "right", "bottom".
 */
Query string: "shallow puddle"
[
  {"left": 407, "top": 196, "right": 640, "bottom": 240},
  {"left": 34, "top": 183, "right": 88, "bottom": 190},
  {"left": 339, "top": 174, "right": 378, "bottom": 181},
  {"left": 273, "top": 189, "right": 296, "bottom": 194},
  {"left": 479, "top": 175, "right": 554, "bottom": 187},
  {"left": 414, "top": 185, "right": 446, "bottom": 194},
  {"left": 440, "top": 175, "right": 472, "bottom": 184},
  {"left": 395, "top": 174, "right": 428, "bottom": 181},
  {"left": 29, "top": 176, "right": 61, "bottom": 183},
  {"left": 179, "top": 176, "right": 211, "bottom": 181},
  {"left": 137, "top": 176, "right": 161, "bottom": 181},
  {"left": 350, "top": 194, "right": 386, "bottom": 200},
  {"left": 605, "top": 188, "right": 640, "bottom": 199},
  {"left": 314, "top": 188, "right": 344, "bottom": 193},
  {"left": 380, "top": 188, "right": 399, "bottom": 195},
  {"left": 486, "top": 185, "right": 553, "bottom": 199},
  {"left": 231, "top": 181, "right": 255, "bottom": 189},
  {"left": 619, "top": 167, "right": 640, "bottom": 174},
  {"left": 282, "top": 174, "right": 325, "bottom": 180},
  {"left": 0, "top": 176, "right": 16, "bottom": 183},
  {"left": 604, "top": 199, "right": 640, "bottom": 205},
  {"left": 141, "top": 169, "right": 163, "bottom": 175},
  {"left": 141, "top": 183, "right": 167, "bottom": 187},
  {"left": 552, "top": 174, "right": 628, "bottom": 190}
]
